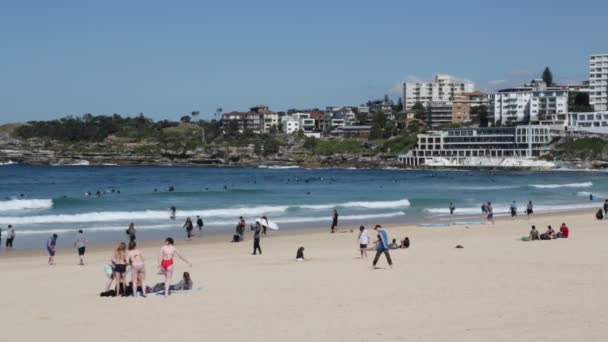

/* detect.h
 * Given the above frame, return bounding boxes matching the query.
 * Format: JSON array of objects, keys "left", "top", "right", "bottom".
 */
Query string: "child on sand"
[
  {"left": 47, "top": 234, "right": 58, "bottom": 265},
  {"left": 358, "top": 226, "right": 369, "bottom": 258}
]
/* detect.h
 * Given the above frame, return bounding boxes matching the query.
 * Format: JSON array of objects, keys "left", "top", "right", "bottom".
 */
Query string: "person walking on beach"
[
  {"left": 159, "top": 237, "right": 192, "bottom": 297},
  {"left": 449, "top": 202, "right": 456, "bottom": 216},
  {"left": 252, "top": 221, "right": 262, "bottom": 255},
  {"left": 372, "top": 225, "right": 392, "bottom": 269},
  {"left": 6, "top": 225, "right": 15, "bottom": 248},
  {"left": 196, "top": 216, "right": 204, "bottom": 235},
  {"left": 603, "top": 200, "right": 608, "bottom": 219},
  {"left": 126, "top": 222, "right": 136, "bottom": 243},
  {"left": 526, "top": 201, "right": 534, "bottom": 219},
  {"left": 510, "top": 201, "right": 517, "bottom": 218},
  {"left": 183, "top": 217, "right": 194, "bottom": 240},
  {"left": 481, "top": 203, "right": 487, "bottom": 216},
  {"left": 47, "top": 234, "right": 58, "bottom": 265},
  {"left": 0, "top": 227, "right": 2, "bottom": 247},
  {"left": 74, "top": 229, "right": 88, "bottom": 265},
  {"left": 486, "top": 202, "right": 494, "bottom": 224},
  {"left": 358, "top": 225, "right": 369, "bottom": 258},
  {"left": 127, "top": 241, "right": 146, "bottom": 297},
  {"left": 331, "top": 209, "right": 338, "bottom": 233}
]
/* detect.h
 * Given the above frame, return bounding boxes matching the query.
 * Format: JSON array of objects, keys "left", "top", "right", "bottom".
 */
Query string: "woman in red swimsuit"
[{"left": 159, "top": 237, "right": 192, "bottom": 297}]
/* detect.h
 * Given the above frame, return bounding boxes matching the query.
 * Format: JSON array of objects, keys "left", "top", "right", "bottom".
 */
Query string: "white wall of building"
[
  {"left": 590, "top": 54, "right": 608, "bottom": 111},
  {"left": 403, "top": 74, "right": 474, "bottom": 110}
]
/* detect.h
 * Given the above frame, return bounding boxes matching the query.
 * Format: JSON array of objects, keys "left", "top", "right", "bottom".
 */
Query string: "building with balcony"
[
  {"left": 403, "top": 74, "right": 474, "bottom": 110},
  {"left": 590, "top": 54, "right": 608, "bottom": 111},
  {"left": 426, "top": 101, "right": 453, "bottom": 127},
  {"left": 398, "top": 126, "right": 552, "bottom": 166}
]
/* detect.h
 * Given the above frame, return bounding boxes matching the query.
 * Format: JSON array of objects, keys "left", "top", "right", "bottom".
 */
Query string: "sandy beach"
[{"left": 1, "top": 209, "right": 607, "bottom": 342}]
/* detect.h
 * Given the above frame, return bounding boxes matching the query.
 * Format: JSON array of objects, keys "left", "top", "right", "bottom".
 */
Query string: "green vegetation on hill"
[{"left": 553, "top": 138, "right": 608, "bottom": 160}]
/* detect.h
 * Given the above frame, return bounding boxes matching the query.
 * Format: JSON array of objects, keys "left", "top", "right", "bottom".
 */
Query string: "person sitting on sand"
[
  {"left": 540, "top": 226, "right": 555, "bottom": 240},
  {"left": 557, "top": 223, "right": 569, "bottom": 239},
  {"left": 529, "top": 225, "right": 539, "bottom": 241},
  {"left": 169, "top": 272, "right": 193, "bottom": 291},
  {"left": 596, "top": 209, "right": 604, "bottom": 220},
  {"left": 401, "top": 237, "right": 410, "bottom": 248},
  {"left": 296, "top": 247, "right": 305, "bottom": 261},
  {"left": 159, "top": 237, "right": 192, "bottom": 297},
  {"left": 389, "top": 239, "right": 399, "bottom": 249}
]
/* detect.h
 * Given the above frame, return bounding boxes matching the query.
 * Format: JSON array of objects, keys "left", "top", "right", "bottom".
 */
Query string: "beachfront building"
[
  {"left": 398, "top": 126, "right": 552, "bottom": 166},
  {"left": 560, "top": 111, "right": 608, "bottom": 134},
  {"left": 590, "top": 54, "right": 608, "bottom": 111},
  {"left": 330, "top": 125, "right": 372, "bottom": 137},
  {"left": 451, "top": 91, "right": 488, "bottom": 124},
  {"left": 426, "top": 101, "right": 453, "bottom": 127},
  {"left": 403, "top": 74, "right": 474, "bottom": 110},
  {"left": 489, "top": 88, "right": 533, "bottom": 125}
]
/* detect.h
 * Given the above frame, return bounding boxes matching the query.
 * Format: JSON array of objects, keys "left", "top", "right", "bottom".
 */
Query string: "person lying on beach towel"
[{"left": 169, "top": 272, "right": 193, "bottom": 291}]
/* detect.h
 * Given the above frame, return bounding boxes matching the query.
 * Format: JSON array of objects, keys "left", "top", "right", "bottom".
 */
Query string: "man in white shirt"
[{"left": 358, "top": 225, "right": 369, "bottom": 258}]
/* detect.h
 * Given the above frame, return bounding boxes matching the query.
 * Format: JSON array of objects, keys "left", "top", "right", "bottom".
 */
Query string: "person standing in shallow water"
[
  {"left": 6, "top": 225, "right": 15, "bottom": 248},
  {"left": 196, "top": 216, "right": 204, "bottom": 235},
  {"left": 449, "top": 202, "right": 456, "bottom": 216},
  {"left": 126, "top": 223, "right": 136, "bottom": 243},
  {"left": 526, "top": 201, "right": 534, "bottom": 219},
  {"left": 183, "top": 217, "right": 194, "bottom": 240}
]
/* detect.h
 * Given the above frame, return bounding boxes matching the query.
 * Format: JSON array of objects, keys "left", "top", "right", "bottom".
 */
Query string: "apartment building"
[
  {"left": 451, "top": 91, "right": 488, "bottom": 124},
  {"left": 403, "top": 74, "right": 474, "bottom": 110},
  {"left": 221, "top": 105, "right": 277, "bottom": 132},
  {"left": 590, "top": 54, "right": 608, "bottom": 111},
  {"left": 426, "top": 101, "right": 453, "bottom": 127}
]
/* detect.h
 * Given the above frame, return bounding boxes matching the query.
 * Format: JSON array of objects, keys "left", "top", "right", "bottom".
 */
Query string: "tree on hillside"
[
  {"left": 393, "top": 97, "right": 403, "bottom": 112},
  {"left": 542, "top": 67, "right": 554, "bottom": 86},
  {"left": 180, "top": 115, "right": 192, "bottom": 123},
  {"left": 411, "top": 102, "right": 426, "bottom": 120}
]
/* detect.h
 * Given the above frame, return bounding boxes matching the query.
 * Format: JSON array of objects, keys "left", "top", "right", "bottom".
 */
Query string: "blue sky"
[{"left": 0, "top": 0, "right": 606, "bottom": 123}]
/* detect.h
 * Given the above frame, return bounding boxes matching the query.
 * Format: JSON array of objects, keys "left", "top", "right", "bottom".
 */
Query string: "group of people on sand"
[
  {"left": 182, "top": 216, "right": 204, "bottom": 239},
  {"left": 357, "top": 224, "right": 408, "bottom": 269},
  {"left": 526, "top": 223, "right": 570, "bottom": 241},
  {"left": 105, "top": 237, "right": 192, "bottom": 298},
  {"left": 594, "top": 200, "right": 608, "bottom": 220}
]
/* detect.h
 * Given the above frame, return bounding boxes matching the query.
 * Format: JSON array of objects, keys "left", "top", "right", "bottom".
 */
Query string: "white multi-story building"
[
  {"left": 325, "top": 107, "right": 357, "bottom": 128},
  {"left": 562, "top": 111, "right": 608, "bottom": 134},
  {"left": 281, "top": 112, "right": 317, "bottom": 134},
  {"left": 398, "top": 126, "right": 552, "bottom": 166},
  {"left": 489, "top": 89, "right": 533, "bottom": 124},
  {"left": 403, "top": 74, "right": 474, "bottom": 110},
  {"left": 262, "top": 113, "right": 279, "bottom": 133},
  {"left": 490, "top": 84, "right": 569, "bottom": 125},
  {"left": 590, "top": 54, "right": 608, "bottom": 111}
]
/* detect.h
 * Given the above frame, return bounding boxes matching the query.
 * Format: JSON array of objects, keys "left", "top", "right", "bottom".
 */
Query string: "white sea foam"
[
  {"left": 0, "top": 199, "right": 53, "bottom": 211},
  {"left": 0, "top": 160, "right": 17, "bottom": 165},
  {"left": 451, "top": 185, "right": 520, "bottom": 190},
  {"left": 0, "top": 205, "right": 289, "bottom": 225},
  {"left": 298, "top": 199, "right": 410, "bottom": 210},
  {"left": 427, "top": 202, "right": 598, "bottom": 216},
  {"left": 258, "top": 165, "right": 300, "bottom": 169},
  {"left": 530, "top": 182, "right": 593, "bottom": 189}
]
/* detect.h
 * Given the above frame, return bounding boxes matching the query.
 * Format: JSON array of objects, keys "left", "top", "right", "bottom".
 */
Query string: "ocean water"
[{"left": 0, "top": 164, "right": 606, "bottom": 249}]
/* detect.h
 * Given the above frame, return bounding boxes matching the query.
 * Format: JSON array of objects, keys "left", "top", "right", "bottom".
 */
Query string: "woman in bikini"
[
  {"left": 112, "top": 242, "right": 128, "bottom": 296},
  {"left": 159, "top": 237, "right": 192, "bottom": 297},
  {"left": 127, "top": 241, "right": 146, "bottom": 297}
]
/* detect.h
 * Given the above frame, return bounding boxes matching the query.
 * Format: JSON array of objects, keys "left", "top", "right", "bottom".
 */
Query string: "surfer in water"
[
  {"left": 170, "top": 206, "right": 176, "bottom": 220},
  {"left": 159, "top": 238, "right": 192, "bottom": 297}
]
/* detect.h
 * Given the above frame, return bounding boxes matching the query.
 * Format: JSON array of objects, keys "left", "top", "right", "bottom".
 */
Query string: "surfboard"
[{"left": 256, "top": 218, "right": 279, "bottom": 230}]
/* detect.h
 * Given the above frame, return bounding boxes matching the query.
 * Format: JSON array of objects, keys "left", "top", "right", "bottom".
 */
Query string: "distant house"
[
  {"left": 221, "top": 105, "right": 278, "bottom": 133},
  {"left": 330, "top": 125, "right": 372, "bottom": 137}
]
